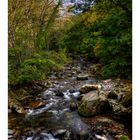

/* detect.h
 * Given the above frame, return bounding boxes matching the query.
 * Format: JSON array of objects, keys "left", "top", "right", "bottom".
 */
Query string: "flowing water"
[{"left": 8, "top": 57, "right": 131, "bottom": 140}]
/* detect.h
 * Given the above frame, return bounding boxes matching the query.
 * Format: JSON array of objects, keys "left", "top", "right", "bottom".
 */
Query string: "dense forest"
[
  {"left": 8, "top": 0, "right": 132, "bottom": 140},
  {"left": 9, "top": 0, "right": 132, "bottom": 87}
]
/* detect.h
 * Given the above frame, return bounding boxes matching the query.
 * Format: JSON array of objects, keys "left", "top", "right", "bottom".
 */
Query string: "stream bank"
[{"left": 8, "top": 56, "right": 132, "bottom": 140}]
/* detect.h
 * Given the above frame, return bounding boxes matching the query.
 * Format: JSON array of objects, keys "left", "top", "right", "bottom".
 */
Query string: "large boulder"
[
  {"left": 78, "top": 92, "right": 112, "bottom": 117},
  {"left": 79, "top": 84, "right": 101, "bottom": 94}
]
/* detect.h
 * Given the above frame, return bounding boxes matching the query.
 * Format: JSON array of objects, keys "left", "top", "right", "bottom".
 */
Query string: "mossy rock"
[
  {"left": 78, "top": 97, "right": 112, "bottom": 117},
  {"left": 78, "top": 100, "right": 99, "bottom": 117},
  {"left": 119, "top": 135, "right": 130, "bottom": 140},
  {"left": 69, "top": 101, "right": 78, "bottom": 111}
]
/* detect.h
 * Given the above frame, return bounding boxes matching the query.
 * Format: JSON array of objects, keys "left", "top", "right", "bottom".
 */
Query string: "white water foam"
[{"left": 26, "top": 102, "right": 54, "bottom": 116}]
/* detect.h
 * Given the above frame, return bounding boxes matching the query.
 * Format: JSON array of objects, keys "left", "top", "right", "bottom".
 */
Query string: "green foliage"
[
  {"left": 93, "top": 1, "right": 132, "bottom": 78},
  {"left": 9, "top": 49, "right": 69, "bottom": 86},
  {"left": 119, "top": 135, "right": 130, "bottom": 140},
  {"left": 9, "top": 0, "right": 61, "bottom": 49},
  {"left": 56, "top": 0, "right": 132, "bottom": 79},
  {"left": 8, "top": 0, "right": 69, "bottom": 87},
  {"left": 9, "top": 0, "right": 132, "bottom": 88}
]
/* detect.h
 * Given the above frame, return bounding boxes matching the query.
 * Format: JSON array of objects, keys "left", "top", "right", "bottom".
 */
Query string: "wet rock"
[
  {"left": 69, "top": 101, "right": 78, "bottom": 111},
  {"left": 77, "top": 74, "right": 89, "bottom": 80},
  {"left": 55, "top": 90, "right": 64, "bottom": 97},
  {"left": 28, "top": 101, "right": 46, "bottom": 109},
  {"left": 107, "top": 91, "right": 118, "bottom": 99},
  {"left": 44, "top": 80, "right": 53, "bottom": 87},
  {"left": 68, "top": 73, "right": 72, "bottom": 77},
  {"left": 62, "top": 131, "right": 72, "bottom": 140},
  {"left": 26, "top": 137, "right": 33, "bottom": 140},
  {"left": 72, "top": 92, "right": 80, "bottom": 98},
  {"left": 8, "top": 135, "right": 14, "bottom": 139},
  {"left": 50, "top": 75, "right": 57, "bottom": 80},
  {"left": 17, "top": 107, "right": 26, "bottom": 114},
  {"left": 95, "top": 134, "right": 108, "bottom": 140},
  {"left": 78, "top": 92, "right": 112, "bottom": 117},
  {"left": 79, "top": 84, "right": 101, "bottom": 94},
  {"left": 8, "top": 129, "right": 15, "bottom": 135},
  {"left": 32, "top": 135, "right": 45, "bottom": 140},
  {"left": 8, "top": 129, "right": 15, "bottom": 140},
  {"left": 77, "top": 95, "right": 84, "bottom": 101},
  {"left": 51, "top": 129, "right": 67, "bottom": 138},
  {"left": 33, "top": 132, "right": 55, "bottom": 140},
  {"left": 69, "top": 89, "right": 76, "bottom": 93},
  {"left": 77, "top": 130, "right": 89, "bottom": 140}
]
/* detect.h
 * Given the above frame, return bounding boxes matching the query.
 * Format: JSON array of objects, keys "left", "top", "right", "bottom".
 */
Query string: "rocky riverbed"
[{"left": 8, "top": 56, "right": 132, "bottom": 140}]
